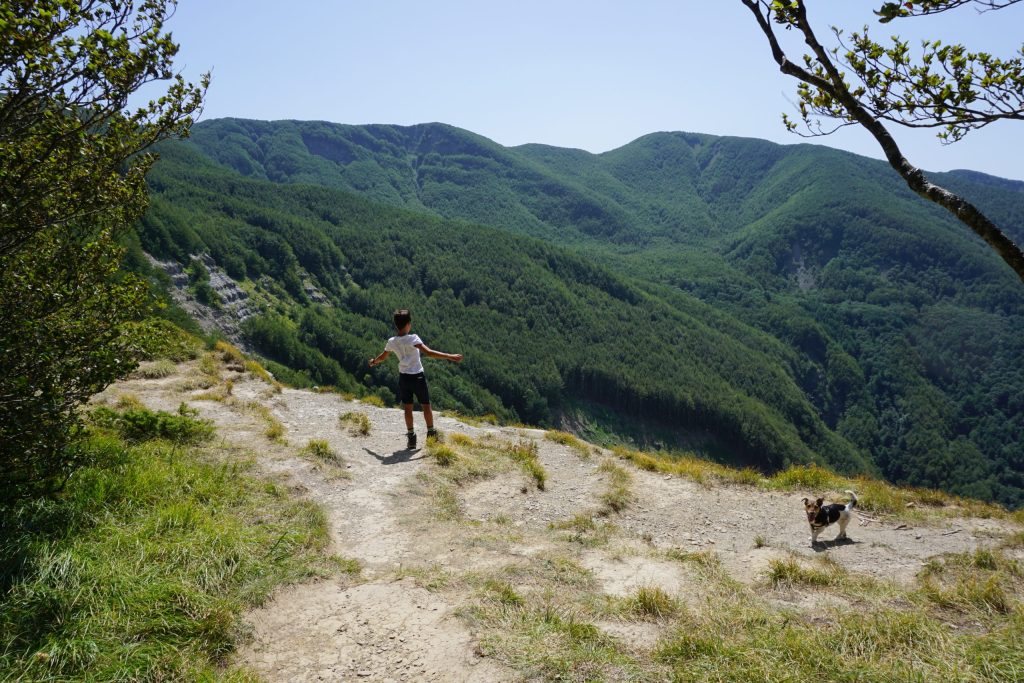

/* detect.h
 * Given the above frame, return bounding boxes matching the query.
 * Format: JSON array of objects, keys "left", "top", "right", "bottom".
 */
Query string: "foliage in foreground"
[
  {"left": 0, "top": 415, "right": 333, "bottom": 681},
  {"left": 0, "top": 0, "right": 205, "bottom": 502}
]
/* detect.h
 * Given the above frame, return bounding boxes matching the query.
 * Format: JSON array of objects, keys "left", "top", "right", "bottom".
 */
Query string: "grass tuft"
[
  {"left": 432, "top": 483, "right": 462, "bottom": 521},
  {"left": 766, "top": 558, "right": 842, "bottom": 588},
  {"left": 917, "top": 549, "right": 1021, "bottom": 615},
  {"left": 545, "top": 430, "right": 591, "bottom": 458},
  {"left": 113, "top": 393, "right": 145, "bottom": 411},
  {"left": 197, "top": 352, "right": 222, "bottom": 381},
  {"left": 484, "top": 579, "right": 524, "bottom": 607},
  {"left": 214, "top": 340, "right": 246, "bottom": 367},
  {"left": 549, "top": 513, "right": 617, "bottom": 547},
  {"left": 193, "top": 379, "right": 233, "bottom": 402},
  {"left": 239, "top": 400, "right": 286, "bottom": 443},
  {"left": 428, "top": 442, "right": 459, "bottom": 467},
  {"left": 131, "top": 358, "right": 177, "bottom": 379},
  {"left": 302, "top": 439, "right": 343, "bottom": 466},
  {"left": 503, "top": 440, "right": 547, "bottom": 490},
  {"left": 598, "top": 458, "right": 633, "bottom": 513},
  {"left": 448, "top": 432, "right": 476, "bottom": 447},
  {"left": 444, "top": 411, "right": 501, "bottom": 427},
  {"left": 339, "top": 411, "right": 371, "bottom": 436},
  {"left": 243, "top": 358, "right": 279, "bottom": 391},
  {"left": 629, "top": 585, "right": 678, "bottom": 618}
]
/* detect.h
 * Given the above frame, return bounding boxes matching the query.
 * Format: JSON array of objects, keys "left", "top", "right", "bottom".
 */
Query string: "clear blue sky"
[{"left": 162, "top": 0, "right": 1024, "bottom": 180}]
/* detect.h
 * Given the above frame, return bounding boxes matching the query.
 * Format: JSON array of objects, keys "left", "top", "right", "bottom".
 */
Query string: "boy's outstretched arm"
[
  {"left": 368, "top": 350, "right": 390, "bottom": 367},
  {"left": 415, "top": 343, "right": 462, "bottom": 363}
]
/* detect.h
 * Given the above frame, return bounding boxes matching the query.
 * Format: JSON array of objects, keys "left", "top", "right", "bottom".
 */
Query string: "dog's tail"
[{"left": 845, "top": 490, "right": 857, "bottom": 510}]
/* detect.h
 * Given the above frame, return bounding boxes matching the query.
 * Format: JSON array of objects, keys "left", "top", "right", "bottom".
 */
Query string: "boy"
[{"left": 369, "top": 309, "right": 462, "bottom": 449}]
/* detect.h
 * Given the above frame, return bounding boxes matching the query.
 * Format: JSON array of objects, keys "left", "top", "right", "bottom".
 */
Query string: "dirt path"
[{"left": 100, "top": 360, "right": 1020, "bottom": 681}]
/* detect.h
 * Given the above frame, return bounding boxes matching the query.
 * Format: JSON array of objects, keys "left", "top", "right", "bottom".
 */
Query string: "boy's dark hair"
[{"left": 393, "top": 309, "right": 411, "bottom": 330}]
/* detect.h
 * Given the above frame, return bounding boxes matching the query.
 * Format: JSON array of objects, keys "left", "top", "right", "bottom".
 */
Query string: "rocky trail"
[{"left": 98, "top": 359, "right": 1022, "bottom": 682}]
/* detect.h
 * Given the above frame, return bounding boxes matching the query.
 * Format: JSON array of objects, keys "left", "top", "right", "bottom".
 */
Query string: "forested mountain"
[{"left": 138, "top": 119, "right": 1024, "bottom": 507}]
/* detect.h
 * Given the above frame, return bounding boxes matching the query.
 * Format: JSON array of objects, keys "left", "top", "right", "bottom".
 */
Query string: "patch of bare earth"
[{"left": 97, "top": 360, "right": 1022, "bottom": 678}]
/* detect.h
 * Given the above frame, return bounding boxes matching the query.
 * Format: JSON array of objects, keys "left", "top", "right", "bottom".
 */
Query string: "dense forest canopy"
[{"left": 137, "top": 119, "right": 1024, "bottom": 507}]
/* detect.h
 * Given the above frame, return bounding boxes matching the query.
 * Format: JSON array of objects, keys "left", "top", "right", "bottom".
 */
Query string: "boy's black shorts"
[{"left": 398, "top": 372, "right": 430, "bottom": 405}]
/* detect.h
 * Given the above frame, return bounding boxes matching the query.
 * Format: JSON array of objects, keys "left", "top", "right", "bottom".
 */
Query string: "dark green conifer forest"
[{"left": 135, "top": 119, "right": 1024, "bottom": 507}]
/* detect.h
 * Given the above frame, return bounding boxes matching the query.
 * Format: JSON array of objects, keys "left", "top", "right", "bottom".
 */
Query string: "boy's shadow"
[
  {"left": 364, "top": 447, "right": 424, "bottom": 465},
  {"left": 811, "top": 537, "right": 858, "bottom": 553}
]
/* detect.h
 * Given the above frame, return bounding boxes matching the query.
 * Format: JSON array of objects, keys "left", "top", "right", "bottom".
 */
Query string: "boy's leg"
[
  {"left": 414, "top": 373, "right": 436, "bottom": 437},
  {"left": 404, "top": 404, "right": 416, "bottom": 448}
]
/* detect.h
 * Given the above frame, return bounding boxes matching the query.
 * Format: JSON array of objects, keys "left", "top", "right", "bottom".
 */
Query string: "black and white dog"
[{"left": 803, "top": 490, "right": 857, "bottom": 546}]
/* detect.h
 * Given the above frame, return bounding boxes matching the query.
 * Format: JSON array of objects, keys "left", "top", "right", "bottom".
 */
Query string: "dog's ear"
[
  {"left": 802, "top": 497, "right": 809, "bottom": 506},
  {"left": 816, "top": 498, "right": 824, "bottom": 507}
]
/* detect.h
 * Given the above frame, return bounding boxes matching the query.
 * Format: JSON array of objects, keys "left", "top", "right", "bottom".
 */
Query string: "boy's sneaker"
[
  {"left": 427, "top": 428, "right": 439, "bottom": 440},
  {"left": 406, "top": 431, "right": 417, "bottom": 449}
]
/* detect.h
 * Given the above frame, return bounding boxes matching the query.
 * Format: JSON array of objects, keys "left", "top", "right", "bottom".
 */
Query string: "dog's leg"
[
  {"left": 836, "top": 512, "right": 849, "bottom": 541},
  {"left": 809, "top": 526, "right": 820, "bottom": 546}
]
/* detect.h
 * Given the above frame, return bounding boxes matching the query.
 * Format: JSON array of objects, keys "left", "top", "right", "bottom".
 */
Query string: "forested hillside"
[
  {"left": 139, "top": 119, "right": 1024, "bottom": 507},
  {"left": 137, "top": 143, "right": 869, "bottom": 476}
]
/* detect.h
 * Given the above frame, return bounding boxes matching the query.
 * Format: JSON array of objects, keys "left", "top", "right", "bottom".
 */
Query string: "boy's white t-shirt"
[{"left": 385, "top": 333, "right": 424, "bottom": 374}]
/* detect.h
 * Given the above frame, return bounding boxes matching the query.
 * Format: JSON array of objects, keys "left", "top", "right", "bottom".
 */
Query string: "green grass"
[
  {"left": 917, "top": 549, "right": 1022, "bottom": 616},
  {"left": 0, "top": 431, "right": 333, "bottom": 681},
  {"left": 467, "top": 600, "right": 640, "bottom": 681},
  {"left": 89, "top": 403, "right": 215, "bottom": 445},
  {"left": 651, "top": 602, "right": 1024, "bottom": 682}
]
